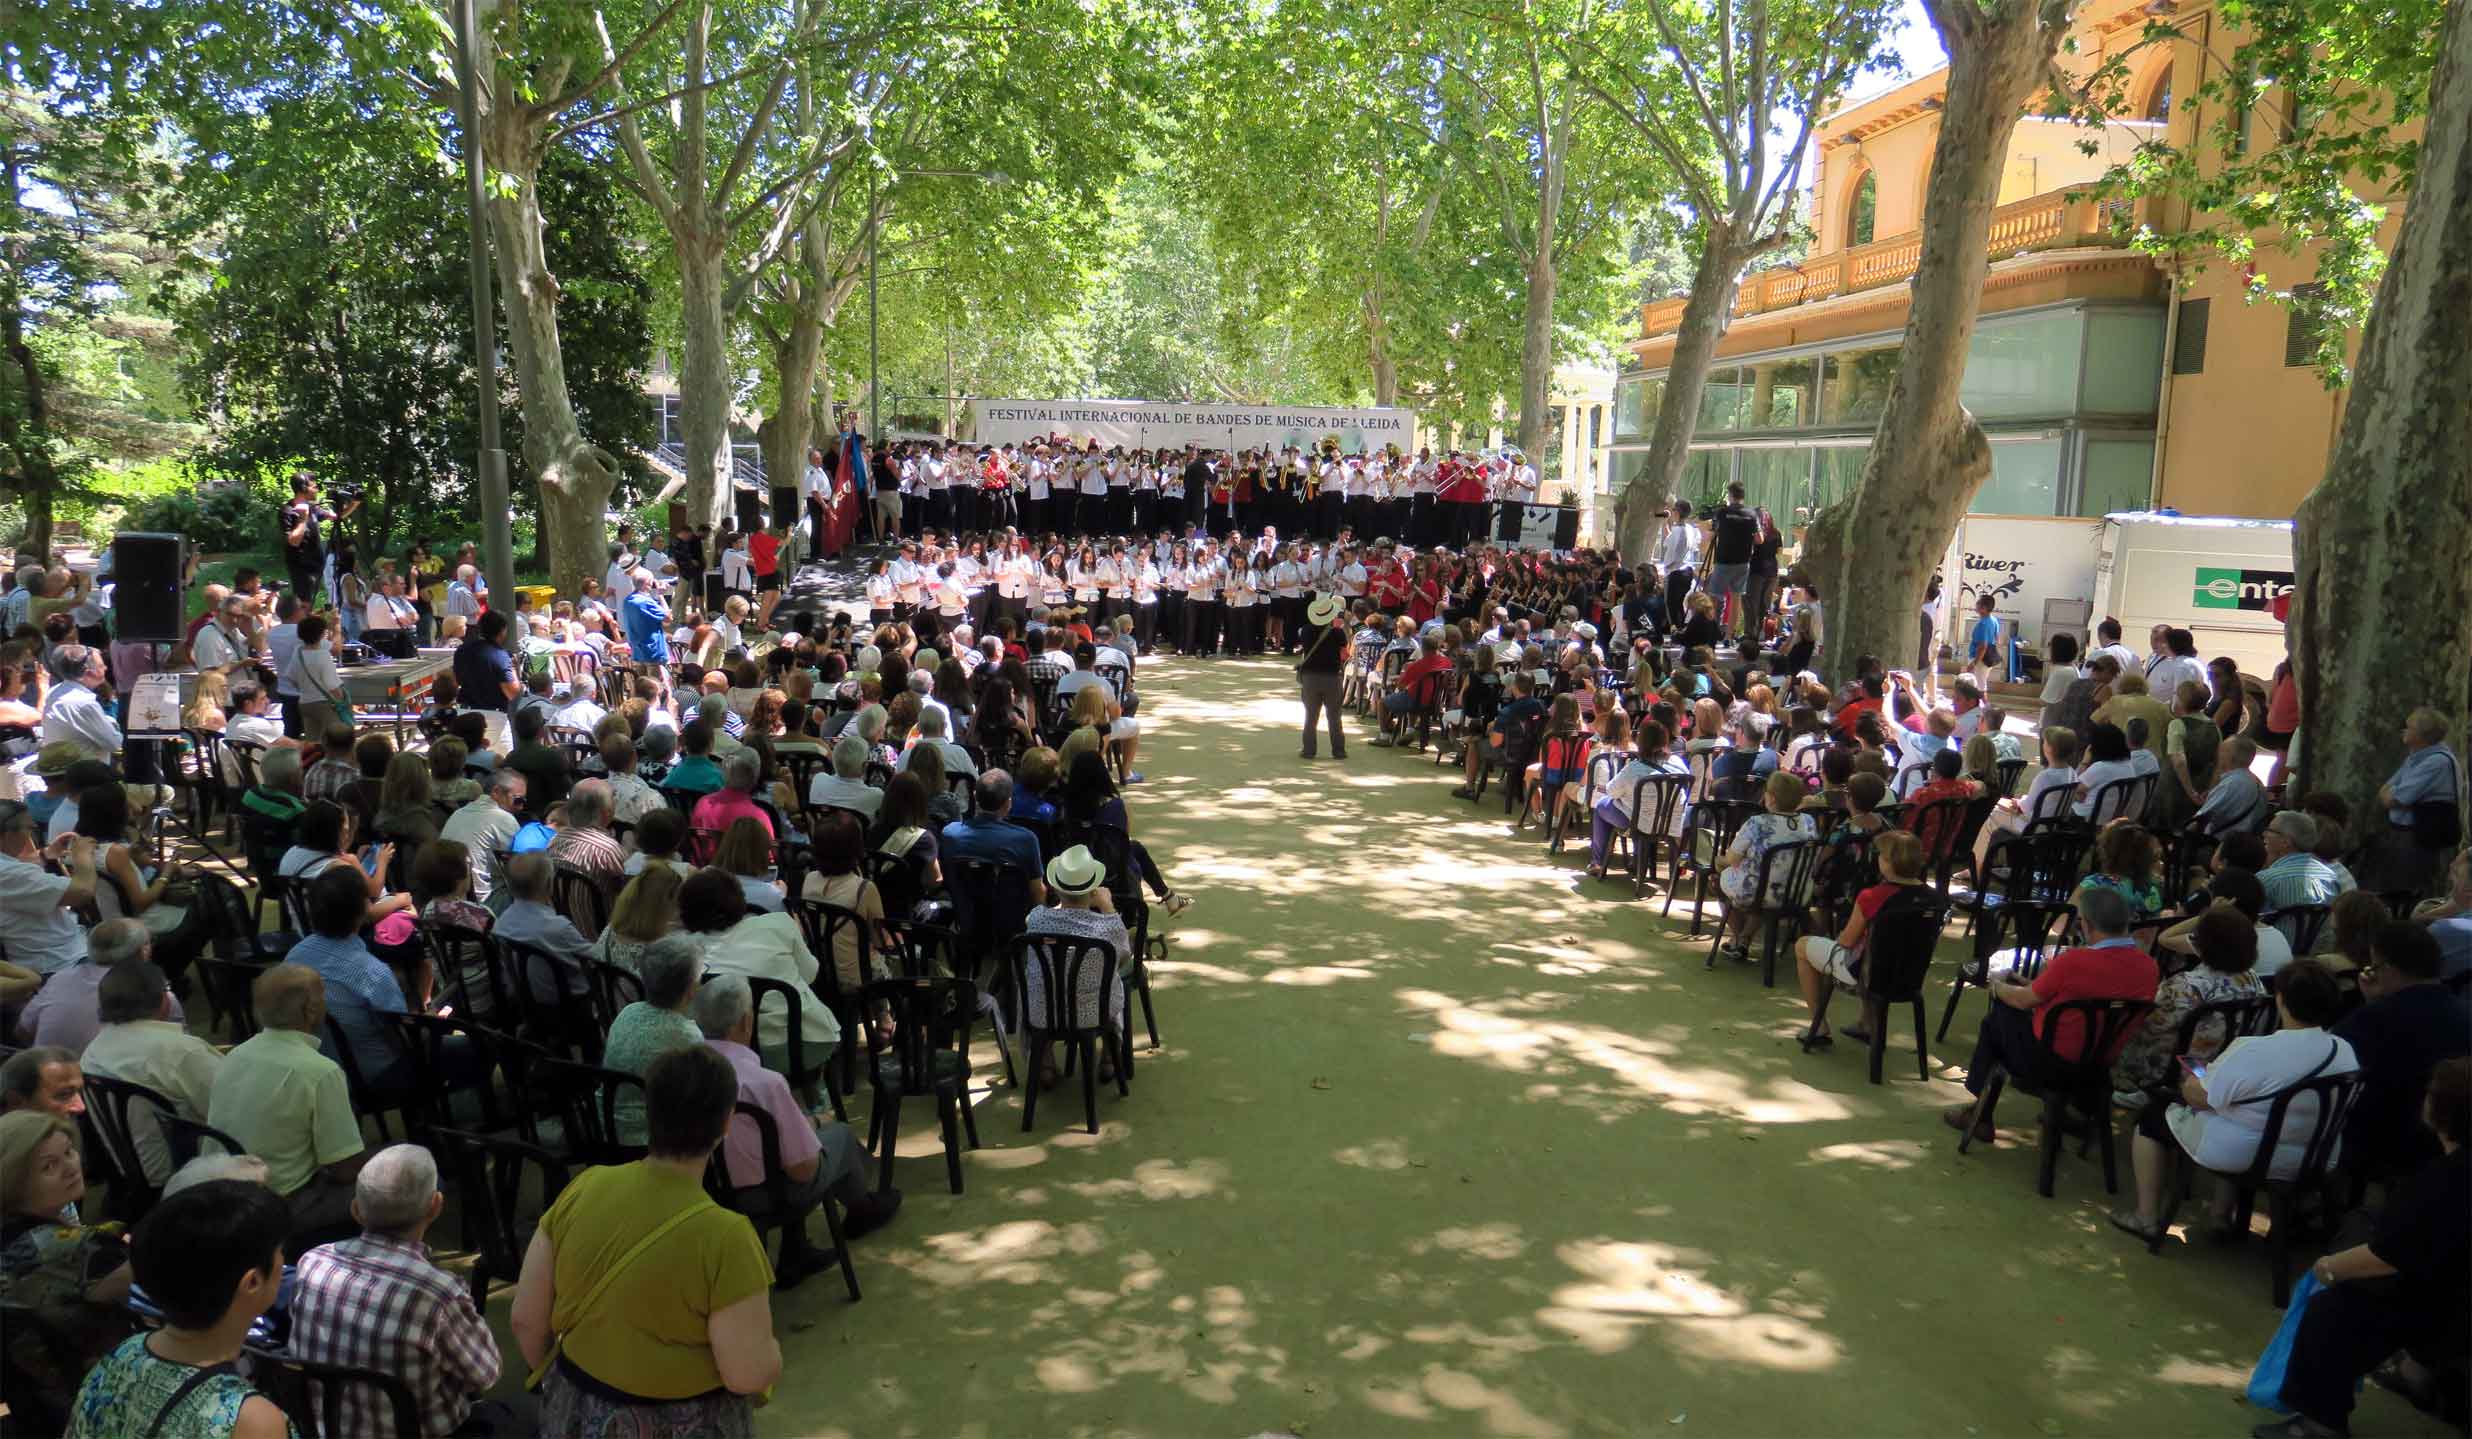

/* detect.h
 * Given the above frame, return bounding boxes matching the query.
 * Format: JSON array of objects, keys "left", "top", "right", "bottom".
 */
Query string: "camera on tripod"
[{"left": 327, "top": 483, "right": 365, "bottom": 505}]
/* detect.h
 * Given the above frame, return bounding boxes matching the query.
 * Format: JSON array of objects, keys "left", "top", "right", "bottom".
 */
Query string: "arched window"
[
  {"left": 1845, "top": 170, "right": 1877, "bottom": 248},
  {"left": 2142, "top": 70, "right": 2173, "bottom": 124}
]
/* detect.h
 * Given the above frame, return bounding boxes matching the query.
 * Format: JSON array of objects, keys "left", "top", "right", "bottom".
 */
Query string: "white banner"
[{"left": 965, "top": 399, "right": 1415, "bottom": 455}]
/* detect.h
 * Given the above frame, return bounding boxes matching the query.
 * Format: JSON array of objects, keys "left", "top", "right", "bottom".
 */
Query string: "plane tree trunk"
[
  {"left": 2288, "top": 0, "right": 2472, "bottom": 816},
  {"left": 1820, "top": 0, "right": 2070, "bottom": 683}
]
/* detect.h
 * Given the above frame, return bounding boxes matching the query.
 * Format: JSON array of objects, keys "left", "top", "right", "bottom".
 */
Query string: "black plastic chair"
[
  {"left": 1075, "top": 823, "right": 1163, "bottom": 1049},
  {"left": 2143, "top": 1068, "right": 2365, "bottom": 1305},
  {"left": 2169, "top": 993, "right": 2280, "bottom": 1074},
  {"left": 513, "top": 1056, "right": 648, "bottom": 1165},
  {"left": 791, "top": 897, "right": 878, "bottom": 1099},
  {"left": 421, "top": 921, "right": 509, "bottom": 1028},
  {"left": 493, "top": 935, "right": 600, "bottom": 1060},
  {"left": 551, "top": 862, "right": 613, "bottom": 940},
  {"left": 1805, "top": 892, "right": 1953, "bottom": 1083},
  {"left": 2264, "top": 903, "right": 2333, "bottom": 956},
  {"left": 745, "top": 974, "right": 847, "bottom": 1123},
  {"left": 1013, "top": 933, "right": 1129, "bottom": 1135},
  {"left": 704, "top": 1100, "right": 861, "bottom": 1301},
  {"left": 243, "top": 1348, "right": 422, "bottom": 1439},
  {"left": 81, "top": 1072, "right": 175, "bottom": 1218},
  {"left": 161, "top": 1113, "right": 249, "bottom": 1169},
  {"left": 1619, "top": 773, "right": 1689, "bottom": 899},
  {"left": 322, "top": 1013, "right": 398, "bottom": 1143},
  {"left": 586, "top": 960, "right": 645, "bottom": 1033},
  {"left": 1994, "top": 756, "right": 2029, "bottom": 799},
  {"left": 372, "top": 1010, "right": 506, "bottom": 1139},
  {"left": 1705, "top": 835, "right": 1820, "bottom": 989},
  {"left": 194, "top": 956, "right": 274, "bottom": 1044},
  {"left": 1957, "top": 996, "right": 2155, "bottom": 1197},
  {"left": 427, "top": 1125, "right": 573, "bottom": 1304},
  {"left": 1962, "top": 827, "right": 2091, "bottom": 939},
  {"left": 2085, "top": 773, "right": 2149, "bottom": 828},
  {"left": 1473, "top": 710, "right": 1545, "bottom": 809},
  {"left": 862, "top": 976, "right": 982, "bottom": 1195},
  {"left": 1940, "top": 900, "right": 2076, "bottom": 1041},
  {"left": 1667, "top": 798, "right": 1760, "bottom": 937}
]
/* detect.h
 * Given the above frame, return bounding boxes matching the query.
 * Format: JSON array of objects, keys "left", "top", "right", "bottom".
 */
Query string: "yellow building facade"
[{"left": 1611, "top": 0, "right": 2383, "bottom": 529}]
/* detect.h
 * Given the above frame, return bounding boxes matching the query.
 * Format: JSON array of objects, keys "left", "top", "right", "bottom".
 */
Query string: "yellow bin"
[{"left": 514, "top": 584, "right": 560, "bottom": 610}]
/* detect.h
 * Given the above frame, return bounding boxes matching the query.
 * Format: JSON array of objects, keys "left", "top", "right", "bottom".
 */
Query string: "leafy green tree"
[
  {"left": 172, "top": 99, "right": 651, "bottom": 562},
  {"left": 1578, "top": 0, "right": 1901, "bottom": 561}
]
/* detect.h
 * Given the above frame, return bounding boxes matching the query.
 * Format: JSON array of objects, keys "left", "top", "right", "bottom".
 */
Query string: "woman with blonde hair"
[
  {"left": 181, "top": 669, "right": 230, "bottom": 732},
  {"left": 594, "top": 864, "right": 684, "bottom": 976}
]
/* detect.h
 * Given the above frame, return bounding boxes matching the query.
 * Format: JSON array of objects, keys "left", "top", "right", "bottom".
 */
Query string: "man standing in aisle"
[
  {"left": 1707, "top": 482, "right": 1758, "bottom": 634},
  {"left": 1655, "top": 499, "right": 1701, "bottom": 640},
  {"left": 282, "top": 472, "right": 357, "bottom": 609}
]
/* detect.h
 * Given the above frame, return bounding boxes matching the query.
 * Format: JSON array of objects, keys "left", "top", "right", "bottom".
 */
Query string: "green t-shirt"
[{"left": 540, "top": 1161, "right": 771, "bottom": 1400}]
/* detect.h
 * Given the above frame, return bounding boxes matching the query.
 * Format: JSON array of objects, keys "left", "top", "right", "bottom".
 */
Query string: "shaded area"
[{"left": 472, "top": 653, "right": 2448, "bottom": 1438}]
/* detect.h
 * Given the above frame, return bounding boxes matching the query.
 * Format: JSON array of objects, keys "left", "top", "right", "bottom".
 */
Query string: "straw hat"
[
  {"left": 1046, "top": 843, "right": 1105, "bottom": 897},
  {"left": 1306, "top": 594, "right": 1346, "bottom": 627},
  {"left": 31, "top": 741, "right": 84, "bottom": 778}
]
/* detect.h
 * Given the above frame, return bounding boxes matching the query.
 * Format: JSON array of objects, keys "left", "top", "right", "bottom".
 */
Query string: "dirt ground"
[{"left": 471, "top": 651, "right": 2447, "bottom": 1439}]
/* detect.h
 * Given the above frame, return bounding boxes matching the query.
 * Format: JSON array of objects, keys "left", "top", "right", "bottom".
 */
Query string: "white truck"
[{"left": 2090, "top": 512, "right": 2295, "bottom": 677}]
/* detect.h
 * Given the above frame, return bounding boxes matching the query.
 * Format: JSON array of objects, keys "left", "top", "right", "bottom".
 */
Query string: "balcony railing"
[{"left": 1639, "top": 188, "right": 2135, "bottom": 338}]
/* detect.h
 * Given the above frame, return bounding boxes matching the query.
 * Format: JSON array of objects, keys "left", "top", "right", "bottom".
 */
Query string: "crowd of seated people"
[{"left": 3, "top": 506, "right": 2466, "bottom": 1438}]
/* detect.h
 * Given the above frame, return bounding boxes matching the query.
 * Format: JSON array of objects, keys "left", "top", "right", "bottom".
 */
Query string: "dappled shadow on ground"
[{"left": 682, "top": 657, "right": 2458, "bottom": 1439}]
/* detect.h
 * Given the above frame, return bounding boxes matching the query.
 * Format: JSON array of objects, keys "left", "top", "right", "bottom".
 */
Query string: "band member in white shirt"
[
  {"left": 1407, "top": 448, "right": 1439, "bottom": 548},
  {"left": 1655, "top": 498, "right": 1702, "bottom": 639},
  {"left": 994, "top": 541, "right": 1034, "bottom": 629},
  {"left": 1184, "top": 542, "right": 1224, "bottom": 657},
  {"left": 1125, "top": 544, "right": 1160, "bottom": 650},
  {"left": 1076, "top": 444, "right": 1109, "bottom": 535}
]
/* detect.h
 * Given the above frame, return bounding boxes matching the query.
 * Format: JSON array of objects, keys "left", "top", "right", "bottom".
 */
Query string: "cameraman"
[{"left": 281, "top": 471, "right": 359, "bottom": 608}]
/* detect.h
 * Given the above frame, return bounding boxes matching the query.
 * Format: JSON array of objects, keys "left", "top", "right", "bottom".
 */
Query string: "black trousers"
[
  {"left": 1185, "top": 598, "right": 1220, "bottom": 655},
  {"left": 1662, "top": 567, "right": 1695, "bottom": 638},
  {"left": 1963, "top": 1003, "right": 2060, "bottom": 1111},
  {"left": 2280, "top": 1234, "right": 2432, "bottom": 1429},
  {"left": 806, "top": 494, "right": 829, "bottom": 558}
]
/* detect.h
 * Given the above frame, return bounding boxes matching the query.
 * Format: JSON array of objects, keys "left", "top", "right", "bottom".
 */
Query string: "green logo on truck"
[{"left": 2192, "top": 567, "right": 2295, "bottom": 611}]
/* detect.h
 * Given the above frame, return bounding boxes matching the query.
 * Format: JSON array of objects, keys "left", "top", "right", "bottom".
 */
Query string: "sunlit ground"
[{"left": 464, "top": 653, "right": 2448, "bottom": 1437}]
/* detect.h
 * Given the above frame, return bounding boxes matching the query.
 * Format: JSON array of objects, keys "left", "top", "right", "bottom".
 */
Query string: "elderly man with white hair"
[
  {"left": 291, "top": 1143, "right": 524, "bottom": 1437},
  {"left": 546, "top": 777, "right": 627, "bottom": 903},
  {"left": 909, "top": 705, "right": 977, "bottom": 780},
  {"left": 696, "top": 973, "right": 900, "bottom": 1288},
  {"left": 12, "top": 916, "right": 182, "bottom": 1052},
  {"left": 810, "top": 734, "right": 884, "bottom": 819},
  {"left": 493, "top": 851, "right": 595, "bottom": 1003},
  {"left": 444, "top": 564, "right": 483, "bottom": 625},
  {"left": 2259, "top": 810, "right": 2342, "bottom": 925},
  {"left": 39, "top": 644, "right": 121, "bottom": 759}
]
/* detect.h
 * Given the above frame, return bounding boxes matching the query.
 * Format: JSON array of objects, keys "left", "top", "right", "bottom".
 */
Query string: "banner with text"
[{"left": 966, "top": 399, "right": 1415, "bottom": 456}]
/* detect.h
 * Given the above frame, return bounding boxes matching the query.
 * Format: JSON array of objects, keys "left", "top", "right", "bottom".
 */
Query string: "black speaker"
[
  {"left": 733, "top": 486, "right": 767, "bottom": 535},
  {"left": 771, "top": 485, "right": 799, "bottom": 529},
  {"left": 112, "top": 531, "right": 186, "bottom": 642}
]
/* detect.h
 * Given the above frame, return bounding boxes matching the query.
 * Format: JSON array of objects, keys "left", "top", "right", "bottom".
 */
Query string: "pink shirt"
[
  {"left": 712, "top": 1039, "right": 819, "bottom": 1189},
  {"left": 691, "top": 787, "right": 775, "bottom": 840}
]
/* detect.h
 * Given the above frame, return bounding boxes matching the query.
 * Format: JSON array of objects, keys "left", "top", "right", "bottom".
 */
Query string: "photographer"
[{"left": 281, "top": 472, "right": 359, "bottom": 609}]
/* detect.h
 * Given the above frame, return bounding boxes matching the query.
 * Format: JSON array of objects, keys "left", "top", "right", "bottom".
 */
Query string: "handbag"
[
  {"left": 2243, "top": 1267, "right": 2323, "bottom": 1412},
  {"left": 292, "top": 653, "right": 354, "bottom": 729},
  {"left": 525, "top": 1196, "right": 718, "bottom": 1391}
]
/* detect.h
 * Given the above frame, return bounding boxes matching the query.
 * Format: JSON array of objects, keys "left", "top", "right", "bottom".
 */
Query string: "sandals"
[
  {"left": 1796, "top": 1027, "right": 1832, "bottom": 1054},
  {"left": 2107, "top": 1208, "right": 2163, "bottom": 1242}
]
